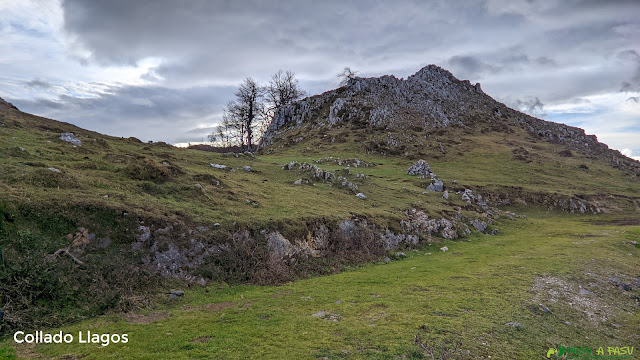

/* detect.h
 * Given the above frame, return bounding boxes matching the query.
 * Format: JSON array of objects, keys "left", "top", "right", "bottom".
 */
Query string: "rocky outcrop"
[
  {"left": 408, "top": 160, "right": 434, "bottom": 177},
  {"left": 260, "top": 64, "right": 640, "bottom": 175}
]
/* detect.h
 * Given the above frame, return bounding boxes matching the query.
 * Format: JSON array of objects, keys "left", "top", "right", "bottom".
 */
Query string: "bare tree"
[
  {"left": 211, "top": 78, "right": 264, "bottom": 150},
  {"left": 210, "top": 71, "right": 305, "bottom": 149},
  {"left": 337, "top": 67, "right": 359, "bottom": 86},
  {"left": 265, "top": 70, "right": 306, "bottom": 111}
]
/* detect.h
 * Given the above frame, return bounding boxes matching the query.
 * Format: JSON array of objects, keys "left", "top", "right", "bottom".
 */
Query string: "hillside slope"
[{"left": 1, "top": 65, "right": 639, "bottom": 339}]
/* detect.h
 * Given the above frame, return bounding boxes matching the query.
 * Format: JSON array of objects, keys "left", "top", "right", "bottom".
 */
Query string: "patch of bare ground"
[
  {"left": 190, "top": 336, "right": 211, "bottom": 343},
  {"left": 124, "top": 311, "right": 171, "bottom": 324},
  {"left": 531, "top": 272, "right": 639, "bottom": 326}
]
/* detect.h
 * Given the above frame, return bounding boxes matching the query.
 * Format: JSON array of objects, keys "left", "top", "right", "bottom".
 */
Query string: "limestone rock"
[
  {"left": 408, "top": 160, "right": 433, "bottom": 176},
  {"left": 60, "top": 133, "right": 81, "bottom": 146}
]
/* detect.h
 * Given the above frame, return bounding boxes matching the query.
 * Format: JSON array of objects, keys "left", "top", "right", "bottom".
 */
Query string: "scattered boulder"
[
  {"left": 471, "top": 219, "right": 487, "bottom": 233},
  {"left": 169, "top": 290, "right": 185, "bottom": 300},
  {"left": 396, "top": 252, "right": 407, "bottom": 258},
  {"left": 356, "top": 192, "right": 367, "bottom": 199},
  {"left": 293, "top": 179, "right": 303, "bottom": 185},
  {"left": 491, "top": 229, "right": 499, "bottom": 235},
  {"left": 442, "top": 190, "right": 449, "bottom": 200},
  {"left": 408, "top": 159, "right": 434, "bottom": 177},
  {"left": 440, "top": 246, "right": 449, "bottom": 252},
  {"left": 210, "top": 163, "right": 227, "bottom": 169},
  {"left": 60, "top": 132, "right": 81, "bottom": 146},
  {"left": 382, "top": 257, "right": 391, "bottom": 263},
  {"left": 242, "top": 165, "right": 254, "bottom": 172},
  {"left": 311, "top": 311, "right": 342, "bottom": 322},
  {"left": 427, "top": 180, "right": 444, "bottom": 192},
  {"left": 505, "top": 322, "right": 523, "bottom": 328},
  {"left": 48, "top": 167, "right": 61, "bottom": 173}
]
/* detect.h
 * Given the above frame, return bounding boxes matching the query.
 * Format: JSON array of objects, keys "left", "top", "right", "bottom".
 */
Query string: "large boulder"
[
  {"left": 408, "top": 160, "right": 434, "bottom": 177},
  {"left": 427, "top": 180, "right": 444, "bottom": 192}
]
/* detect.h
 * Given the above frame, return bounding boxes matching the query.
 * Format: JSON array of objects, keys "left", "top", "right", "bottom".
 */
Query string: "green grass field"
[{"left": 4, "top": 210, "right": 638, "bottom": 359}]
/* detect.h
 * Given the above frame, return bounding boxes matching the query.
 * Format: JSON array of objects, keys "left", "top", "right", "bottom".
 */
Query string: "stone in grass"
[
  {"left": 427, "top": 180, "right": 444, "bottom": 192},
  {"left": 407, "top": 160, "right": 433, "bottom": 176},
  {"left": 210, "top": 163, "right": 227, "bottom": 169},
  {"left": 311, "top": 311, "right": 342, "bottom": 322},
  {"left": 382, "top": 257, "right": 391, "bottom": 263},
  {"left": 396, "top": 252, "right": 407, "bottom": 258},
  {"left": 578, "top": 287, "right": 594, "bottom": 296},
  {"left": 48, "top": 167, "right": 61, "bottom": 173},
  {"left": 169, "top": 290, "right": 185, "bottom": 300},
  {"left": 60, "top": 132, "right": 81, "bottom": 146},
  {"left": 505, "top": 322, "right": 523, "bottom": 328},
  {"left": 442, "top": 190, "right": 450, "bottom": 200},
  {"left": 439, "top": 246, "right": 449, "bottom": 252},
  {"left": 538, "top": 304, "right": 551, "bottom": 313},
  {"left": 242, "top": 165, "right": 254, "bottom": 172},
  {"left": 356, "top": 192, "right": 367, "bottom": 199}
]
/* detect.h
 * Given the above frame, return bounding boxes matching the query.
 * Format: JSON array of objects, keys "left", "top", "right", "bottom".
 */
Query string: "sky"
[{"left": 0, "top": 0, "right": 638, "bottom": 159}]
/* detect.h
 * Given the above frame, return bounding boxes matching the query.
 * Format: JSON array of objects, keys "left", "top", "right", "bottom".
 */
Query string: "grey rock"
[
  {"left": 538, "top": 304, "right": 551, "bottom": 313},
  {"left": 266, "top": 232, "right": 293, "bottom": 260},
  {"left": 60, "top": 132, "right": 81, "bottom": 146},
  {"left": 564, "top": 321, "right": 572, "bottom": 325},
  {"left": 137, "top": 226, "right": 151, "bottom": 242},
  {"left": 210, "top": 163, "right": 227, "bottom": 169},
  {"left": 169, "top": 290, "right": 185, "bottom": 300},
  {"left": 442, "top": 190, "right": 449, "bottom": 200},
  {"left": 311, "top": 311, "right": 342, "bottom": 322},
  {"left": 427, "top": 180, "right": 444, "bottom": 192},
  {"left": 242, "top": 165, "right": 254, "bottom": 172},
  {"left": 611, "top": 323, "right": 622, "bottom": 328},
  {"left": 356, "top": 192, "right": 367, "bottom": 199},
  {"left": 579, "top": 287, "right": 594, "bottom": 296},
  {"left": 293, "top": 179, "right": 302, "bottom": 185},
  {"left": 471, "top": 219, "right": 487, "bottom": 233},
  {"left": 396, "top": 252, "right": 407, "bottom": 258},
  {"left": 439, "top": 246, "right": 449, "bottom": 252},
  {"left": 408, "top": 160, "right": 434, "bottom": 176},
  {"left": 48, "top": 167, "right": 61, "bottom": 173},
  {"left": 382, "top": 257, "right": 391, "bottom": 263},
  {"left": 505, "top": 322, "right": 523, "bottom": 328},
  {"left": 491, "top": 229, "right": 499, "bottom": 235},
  {"left": 335, "top": 300, "right": 342, "bottom": 304},
  {"left": 630, "top": 241, "right": 638, "bottom": 245}
]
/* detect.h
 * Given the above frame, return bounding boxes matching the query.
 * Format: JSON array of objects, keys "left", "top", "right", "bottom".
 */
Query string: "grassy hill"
[{"left": 0, "top": 65, "right": 639, "bottom": 358}]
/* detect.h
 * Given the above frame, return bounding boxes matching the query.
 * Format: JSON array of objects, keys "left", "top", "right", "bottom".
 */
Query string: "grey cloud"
[
  {"left": 617, "top": 49, "right": 640, "bottom": 91},
  {"left": 5, "top": 0, "right": 637, "bottom": 146},
  {"left": 12, "top": 84, "right": 234, "bottom": 143},
  {"left": 503, "top": 96, "right": 547, "bottom": 117},
  {"left": 25, "top": 79, "right": 54, "bottom": 89},
  {"left": 448, "top": 56, "right": 499, "bottom": 78}
]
